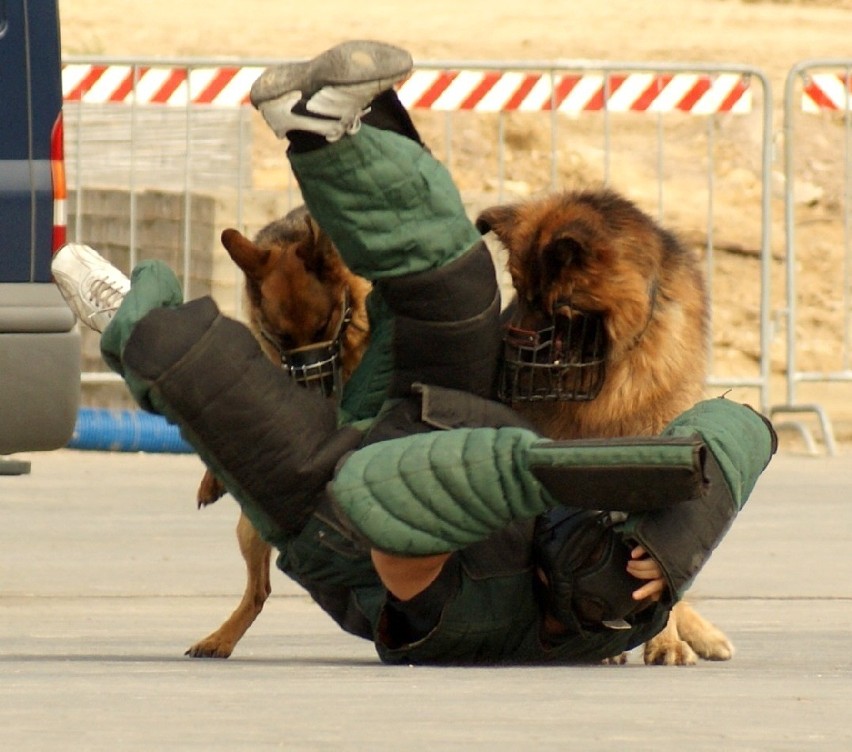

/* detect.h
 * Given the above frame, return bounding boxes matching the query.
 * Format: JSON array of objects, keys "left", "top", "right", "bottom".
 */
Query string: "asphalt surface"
[{"left": 1, "top": 446, "right": 850, "bottom": 751}]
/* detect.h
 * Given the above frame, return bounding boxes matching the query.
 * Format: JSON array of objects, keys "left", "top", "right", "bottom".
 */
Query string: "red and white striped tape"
[
  {"left": 62, "top": 64, "right": 752, "bottom": 114},
  {"left": 62, "top": 64, "right": 264, "bottom": 107},
  {"left": 802, "top": 73, "right": 852, "bottom": 113},
  {"left": 396, "top": 70, "right": 751, "bottom": 114}
]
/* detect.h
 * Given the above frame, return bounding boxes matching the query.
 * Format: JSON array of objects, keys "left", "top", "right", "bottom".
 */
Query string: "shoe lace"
[{"left": 87, "top": 273, "right": 128, "bottom": 312}]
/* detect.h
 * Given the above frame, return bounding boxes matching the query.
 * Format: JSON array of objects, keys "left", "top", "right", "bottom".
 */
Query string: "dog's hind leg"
[
  {"left": 186, "top": 512, "right": 272, "bottom": 658},
  {"left": 674, "top": 601, "right": 734, "bottom": 661},
  {"left": 643, "top": 603, "right": 698, "bottom": 666}
]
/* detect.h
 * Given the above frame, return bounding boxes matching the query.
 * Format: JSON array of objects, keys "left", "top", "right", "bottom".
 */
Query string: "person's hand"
[{"left": 626, "top": 545, "right": 667, "bottom": 602}]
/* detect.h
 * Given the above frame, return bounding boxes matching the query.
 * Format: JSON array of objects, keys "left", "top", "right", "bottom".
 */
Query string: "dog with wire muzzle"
[
  {"left": 187, "top": 205, "right": 370, "bottom": 659},
  {"left": 477, "top": 187, "right": 734, "bottom": 665}
]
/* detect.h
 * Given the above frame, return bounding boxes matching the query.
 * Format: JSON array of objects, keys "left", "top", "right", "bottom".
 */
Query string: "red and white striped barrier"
[
  {"left": 397, "top": 70, "right": 751, "bottom": 114},
  {"left": 802, "top": 73, "right": 852, "bottom": 112},
  {"left": 62, "top": 64, "right": 264, "bottom": 107},
  {"left": 62, "top": 64, "right": 752, "bottom": 114}
]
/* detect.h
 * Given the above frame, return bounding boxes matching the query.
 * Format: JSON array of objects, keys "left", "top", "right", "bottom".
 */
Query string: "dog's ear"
[
  {"left": 296, "top": 213, "right": 338, "bottom": 279},
  {"left": 541, "top": 235, "right": 586, "bottom": 285},
  {"left": 221, "top": 228, "right": 270, "bottom": 280},
  {"left": 475, "top": 204, "right": 520, "bottom": 247}
]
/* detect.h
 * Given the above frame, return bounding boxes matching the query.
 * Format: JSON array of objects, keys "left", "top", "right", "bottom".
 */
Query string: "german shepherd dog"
[
  {"left": 476, "top": 188, "right": 732, "bottom": 665},
  {"left": 186, "top": 206, "right": 370, "bottom": 659}
]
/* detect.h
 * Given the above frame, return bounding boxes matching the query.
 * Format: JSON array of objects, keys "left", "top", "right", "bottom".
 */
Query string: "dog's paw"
[
  {"left": 185, "top": 637, "right": 234, "bottom": 659},
  {"left": 602, "top": 652, "right": 629, "bottom": 665},
  {"left": 197, "top": 470, "right": 226, "bottom": 508},
  {"left": 643, "top": 635, "right": 698, "bottom": 666},
  {"left": 674, "top": 601, "right": 735, "bottom": 661},
  {"left": 679, "top": 619, "right": 735, "bottom": 661},
  {"left": 689, "top": 633, "right": 735, "bottom": 661}
]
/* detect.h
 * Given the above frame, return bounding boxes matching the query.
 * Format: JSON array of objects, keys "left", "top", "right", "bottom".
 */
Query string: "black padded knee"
[
  {"left": 377, "top": 243, "right": 503, "bottom": 398},
  {"left": 122, "top": 299, "right": 362, "bottom": 537}
]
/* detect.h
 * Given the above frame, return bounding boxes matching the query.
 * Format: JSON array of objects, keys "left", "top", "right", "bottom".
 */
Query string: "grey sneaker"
[
  {"left": 52, "top": 243, "right": 130, "bottom": 333},
  {"left": 250, "top": 40, "right": 413, "bottom": 142}
]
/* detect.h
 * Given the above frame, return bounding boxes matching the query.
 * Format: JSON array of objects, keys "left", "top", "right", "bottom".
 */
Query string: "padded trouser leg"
[
  {"left": 289, "top": 125, "right": 482, "bottom": 281},
  {"left": 291, "top": 125, "right": 503, "bottom": 399},
  {"left": 100, "top": 259, "right": 184, "bottom": 405},
  {"left": 120, "top": 298, "right": 362, "bottom": 540}
]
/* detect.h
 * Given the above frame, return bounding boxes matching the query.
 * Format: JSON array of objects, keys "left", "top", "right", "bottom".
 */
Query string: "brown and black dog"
[
  {"left": 186, "top": 206, "right": 370, "bottom": 659},
  {"left": 477, "top": 187, "right": 731, "bottom": 665}
]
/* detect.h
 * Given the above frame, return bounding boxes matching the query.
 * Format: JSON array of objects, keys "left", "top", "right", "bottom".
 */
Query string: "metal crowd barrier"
[
  {"left": 770, "top": 59, "right": 852, "bottom": 456},
  {"left": 62, "top": 57, "right": 774, "bottom": 415}
]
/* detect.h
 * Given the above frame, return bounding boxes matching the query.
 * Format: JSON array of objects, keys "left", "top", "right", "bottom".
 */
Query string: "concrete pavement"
[{"left": 1, "top": 446, "right": 850, "bottom": 751}]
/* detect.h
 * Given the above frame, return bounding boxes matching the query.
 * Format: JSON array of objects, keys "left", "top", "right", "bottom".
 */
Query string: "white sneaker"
[
  {"left": 250, "top": 40, "right": 413, "bottom": 142},
  {"left": 52, "top": 243, "right": 130, "bottom": 333}
]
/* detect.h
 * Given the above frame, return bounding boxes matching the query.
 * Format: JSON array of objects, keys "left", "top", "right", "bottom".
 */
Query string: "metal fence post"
[{"left": 769, "top": 59, "right": 852, "bottom": 455}]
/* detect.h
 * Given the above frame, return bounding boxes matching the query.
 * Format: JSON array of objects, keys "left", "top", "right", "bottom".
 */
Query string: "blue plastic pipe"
[{"left": 68, "top": 407, "right": 194, "bottom": 454}]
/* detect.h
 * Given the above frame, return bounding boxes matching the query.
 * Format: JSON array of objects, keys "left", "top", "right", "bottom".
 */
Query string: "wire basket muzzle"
[{"left": 499, "top": 306, "right": 608, "bottom": 403}]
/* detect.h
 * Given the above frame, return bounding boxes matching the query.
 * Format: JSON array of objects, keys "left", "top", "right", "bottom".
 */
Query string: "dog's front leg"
[{"left": 186, "top": 512, "right": 272, "bottom": 658}]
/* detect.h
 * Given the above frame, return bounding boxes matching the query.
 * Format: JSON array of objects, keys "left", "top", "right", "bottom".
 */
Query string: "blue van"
[{"left": 0, "top": 0, "right": 80, "bottom": 464}]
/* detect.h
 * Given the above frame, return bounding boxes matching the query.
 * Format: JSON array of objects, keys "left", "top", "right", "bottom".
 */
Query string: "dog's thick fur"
[
  {"left": 477, "top": 188, "right": 732, "bottom": 665},
  {"left": 189, "top": 190, "right": 731, "bottom": 665},
  {"left": 186, "top": 206, "right": 370, "bottom": 659},
  {"left": 477, "top": 188, "right": 707, "bottom": 438}
]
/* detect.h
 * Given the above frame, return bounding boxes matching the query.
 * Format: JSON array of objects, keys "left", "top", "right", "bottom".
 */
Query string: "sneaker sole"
[{"left": 250, "top": 40, "right": 413, "bottom": 108}]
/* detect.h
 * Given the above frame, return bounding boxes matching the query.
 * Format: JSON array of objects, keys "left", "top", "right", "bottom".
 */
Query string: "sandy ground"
[
  {"left": 59, "top": 0, "right": 852, "bottom": 81},
  {"left": 57, "top": 0, "right": 852, "bottom": 447}
]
